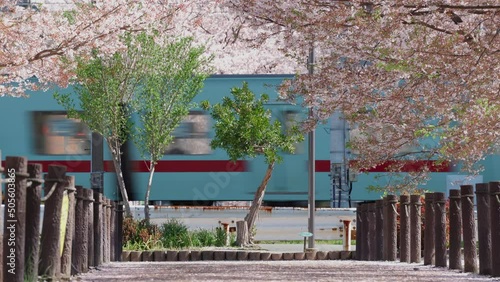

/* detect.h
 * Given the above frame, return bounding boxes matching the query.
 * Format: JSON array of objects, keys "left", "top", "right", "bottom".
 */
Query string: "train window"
[
  {"left": 32, "top": 111, "right": 91, "bottom": 155},
  {"left": 164, "top": 111, "right": 211, "bottom": 155},
  {"left": 282, "top": 110, "right": 304, "bottom": 154}
]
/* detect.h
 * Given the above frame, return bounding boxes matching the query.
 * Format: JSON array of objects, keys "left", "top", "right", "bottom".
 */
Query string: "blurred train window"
[
  {"left": 32, "top": 111, "right": 91, "bottom": 155},
  {"left": 165, "top": 111, "right": 211, "bottom": 155},
  {"left": 283, "top": 110, "right": 304, "bottom": 154}
]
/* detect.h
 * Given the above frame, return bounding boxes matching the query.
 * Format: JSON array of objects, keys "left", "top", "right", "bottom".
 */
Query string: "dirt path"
[{"left": 73, "top": 261, "right": 499, "bottom": 282}]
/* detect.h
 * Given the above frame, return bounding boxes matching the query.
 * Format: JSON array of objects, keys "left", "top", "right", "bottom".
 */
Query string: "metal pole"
[{"left": 307, "top": 45, "right": 315, "bottom": 249}]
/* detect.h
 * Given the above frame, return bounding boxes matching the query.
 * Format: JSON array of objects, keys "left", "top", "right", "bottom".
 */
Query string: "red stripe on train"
[
  {"left": 315, "top": 160, "right": 452, "bottom": 173},
  {"left": 2, "top": 159, "right": 451, "bottom": 173},
  {"left": 0, "top": 160, "right": 247, "bottom": 173}
]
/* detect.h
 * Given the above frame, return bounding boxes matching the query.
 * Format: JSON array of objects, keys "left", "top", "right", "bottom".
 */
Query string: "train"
[{"left": 1, "top": 74, "right": 499, "bottom": 207}]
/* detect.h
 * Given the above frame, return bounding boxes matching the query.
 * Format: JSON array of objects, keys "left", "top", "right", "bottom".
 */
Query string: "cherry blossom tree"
[
  {"left": 0, "top": 0, "right": 298, "bottom": 97},
  {"left": 223, "top": 1, "right": 500, "bottom": 190},
  {"left": 0, "top": 0, "right": 188, "bottom": 96}
]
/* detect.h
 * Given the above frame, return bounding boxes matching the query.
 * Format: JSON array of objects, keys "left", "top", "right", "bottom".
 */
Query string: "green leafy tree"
[
  {"left": 134, "top": 37, "right": 212, "bottom": 221},
  {"left": 201, "top": 83, "right": 304, "bottom": 245},
  {"left": 54, "top": 33, "right": 152, "bottom": 218}
]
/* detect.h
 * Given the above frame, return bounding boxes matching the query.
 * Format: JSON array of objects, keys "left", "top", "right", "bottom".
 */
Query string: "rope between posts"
[
  {"left": 496, "top": 195, "right": 500, "bottom": 204},
  {"left": 404, "top": 205, "right": 409, "bottom": 217},
  {"left": 467, "top": 197, "right": 474, "bottom": 205},
  {"left": 437, "top": 202, "right": 447, "bottom": 213},
  {"left": 392, "top": 203, "right": 400, "bottom": 216},
  {"left": 454, "top": 201, "right": 461, "bottom": 211},
  {"left": 41, "top": 183, "right": 57, "bottom": 201}
]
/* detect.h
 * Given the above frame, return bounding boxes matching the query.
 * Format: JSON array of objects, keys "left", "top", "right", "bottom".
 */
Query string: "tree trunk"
[
  {"left": 236, "top": 220, "right": 249, "bottom": 247},
  {"left": 109, "top": 144, "right": 132, "bottom": 217},
  {"left": 244, "top": 162, "right": 274, "bottom": 243},
  {"left": 144, "top": 162, "right": 156, "bottom": 222}
]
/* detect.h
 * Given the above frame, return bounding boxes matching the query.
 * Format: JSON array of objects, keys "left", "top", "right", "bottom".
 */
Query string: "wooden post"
[
  {"left": 461, "top": 185, "right": 478, "bottom": 273},
  {"left": 3, "top": 156, "right": 28, "bottom": 282},
  {"left": 93, "top": 193, "right": 103, "bottom": 266},
  {"left": 475, "top": 183, "right": 492, "bottom": 275},
  {"left": 410, "top": 195, "right": 422, "bottom": 263},
  {"left": 72, "top": 186, "right": 87, "bottom": 274},
  {"left": 114, "top": 202, "right": 124, "bottom": 262},
  {"left": 39, "top": 165, "right": 67, "bottom": 279},
  {"left": 423, "top": 193, "right": 435, "bottom": 265},
  {"left": 368, "top": 203, "right": 376, "bottom": 261},
  {"left": 60, "top": 176, "right": 76, "bottom": 278},
  {"left": 434, "top": 192, "right": 448, "bottom": 268},
  {"left": 0, "top": 150, "right": 3, "bottom": 281},
  {"left": 382, "top": 198, "right": 388, "bottom": 261},
  {"left": 375, "top": 200, "right": 384, "bottom": 261},
  {"left": 88, "top": 194, "right": 94, "bottom": 267},
  {"left": 24, "top": 163, "right": 43, "bottom": 282},
  {"left": 104, "top": 198, "right": 111, "bottom": 263},
  {"left": 360, "top": 203, "right": 369, "bottom": 260},
  {"left": 355, "top": 204, "right": 363, "bottom": 260},
  {"left": 490, "top": 181, "right": 500, "bottom": 277},
  {"left": 399, "top": 195, "right": 410, "bottom": 263},
  {"left": 110, "top": 201, "right": 116, "bottom": 261},
  {"left": 386, "top": 195, "right": 397, "bottom": 261},
  {"left": 448, "top": 190, "right": 462, "bottom": 270}
]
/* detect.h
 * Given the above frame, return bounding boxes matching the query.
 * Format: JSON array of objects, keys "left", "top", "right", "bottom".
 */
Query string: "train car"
[{"left": 1, "top": 74, "right": 499, "bottom": 207}]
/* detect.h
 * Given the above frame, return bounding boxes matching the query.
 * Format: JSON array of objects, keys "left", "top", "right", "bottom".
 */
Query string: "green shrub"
[
  {"left": 160, "top": 218, "right": 191, "bottom": 249},
  {"left": 215, "top": 227, "right": 227, "bottom": 247},
  {"left": 192, "top": 229, "right": 216, "bottom": 247},
  {"left": 122, "top": 217, "right": 163, "bottom": 250}
]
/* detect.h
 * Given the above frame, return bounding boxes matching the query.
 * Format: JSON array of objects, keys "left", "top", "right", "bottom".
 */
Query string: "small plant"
[
  {"left": 160, "top": 218, "right": 191, "bottom": 249},
  {"left": 215, "top": 227, "right": 227, "bottom": 247},
  {"left": 192, "top": 229, "right": 216, "bottom": 247},
  {"left": 122, "top": 217, "right": 162, "bottom": 250}
]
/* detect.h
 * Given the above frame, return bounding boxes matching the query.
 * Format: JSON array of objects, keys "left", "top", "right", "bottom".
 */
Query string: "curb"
[{"left": 121, "top": 250, "right": 356, "bottom": 262}]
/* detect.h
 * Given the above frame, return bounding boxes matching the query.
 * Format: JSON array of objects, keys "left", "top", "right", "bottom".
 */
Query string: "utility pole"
[{"left": 307, "top": 46, "right": 316, "bottom": 249}]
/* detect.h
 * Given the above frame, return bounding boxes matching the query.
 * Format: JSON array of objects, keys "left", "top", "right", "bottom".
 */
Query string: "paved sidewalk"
[{"left": 74, "top": 260, "right": 498, "bottom": 282}]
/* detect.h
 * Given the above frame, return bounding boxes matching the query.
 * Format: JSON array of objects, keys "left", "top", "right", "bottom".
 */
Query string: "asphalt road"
[{"left": 74, "top": 261, "right": 499, "bottom": 282}]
